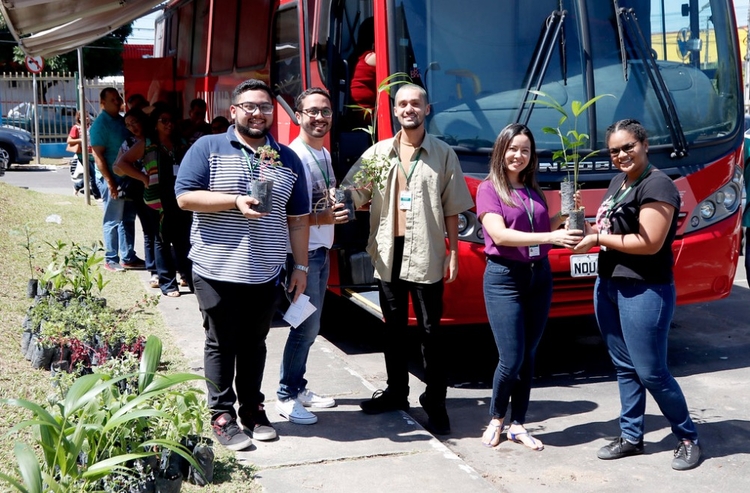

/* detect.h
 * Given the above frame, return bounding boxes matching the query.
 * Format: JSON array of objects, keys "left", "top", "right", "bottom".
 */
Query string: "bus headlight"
[
  {"left": 452, "top": 210, "right": 484, "bottom": 244},
  {"left": 457, "top": 213, "right": 469, "bottom": 234},
  {"left": 684, "top": 165, "right": 742, "bottom": 233}
]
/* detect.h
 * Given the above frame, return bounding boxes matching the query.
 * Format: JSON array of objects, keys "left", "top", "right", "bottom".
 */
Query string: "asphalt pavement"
[{"left": 3, "top": 164, "right": 749, "bottom": 493}]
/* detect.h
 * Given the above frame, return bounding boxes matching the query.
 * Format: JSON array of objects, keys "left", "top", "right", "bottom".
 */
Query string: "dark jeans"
[
  {"left": 134, "top": 200, "right": 157, "bottom": 275},
  {"left": 157, "top": 208, "right": 193, "bottom": 294},
  {"left": 194, "top": 273, "right": 281, "bottom": 422},
  {"left": 594, "top": 277, "right": 698, "bottom": 443},
  {"left": 483, "top": 256, "right": 552, "bottom": 423},
  {"left": 377, "top": 237, "right": 447, "bottom": 402}
]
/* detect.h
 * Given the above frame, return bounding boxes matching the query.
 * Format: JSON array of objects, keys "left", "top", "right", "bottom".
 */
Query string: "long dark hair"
[
  {"left": 147, "top": 103, "right": 180, "bottom": 145},
  {"left": 487, "top": 123, "right": 546, "bottom": 207}
]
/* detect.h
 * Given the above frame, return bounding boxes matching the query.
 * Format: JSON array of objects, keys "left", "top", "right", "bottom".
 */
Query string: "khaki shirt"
[{"left": 343, "top": 131, "right": 474, "bottom": 284}]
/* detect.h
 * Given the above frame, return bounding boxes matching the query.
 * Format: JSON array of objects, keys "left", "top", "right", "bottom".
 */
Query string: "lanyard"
[
  {"left": 398, "top": 148, "right": 422, "bottom": 187},
  {"left": 303, "top": 142, "right": 330, "bottom": 189},
  {"left": 512, "top": 186, "right": 536, "bottom": 233},
  {"left": 605, "top": 163, "right": 652, "bottom": 216},
  {"left": 240, "top": 147, "right": 258, "bottom": 176}
]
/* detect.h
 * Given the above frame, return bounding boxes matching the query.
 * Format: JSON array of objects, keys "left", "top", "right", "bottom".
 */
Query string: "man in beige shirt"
[{"left": 343, "top": 84, "right": 474, "bottom": 435}]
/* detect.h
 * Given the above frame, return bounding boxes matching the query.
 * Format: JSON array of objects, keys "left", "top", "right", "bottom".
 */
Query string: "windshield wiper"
[
  {"left": 515, "top": 10, "right": 567, "bottom": 126},
  {"left": 617, "top": 6, "right": 688, "bottom": 158}
]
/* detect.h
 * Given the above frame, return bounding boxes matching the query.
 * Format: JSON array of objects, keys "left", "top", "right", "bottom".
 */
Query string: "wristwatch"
[{"left": 293, "top": 264, "right": 309, "bottom": 274}]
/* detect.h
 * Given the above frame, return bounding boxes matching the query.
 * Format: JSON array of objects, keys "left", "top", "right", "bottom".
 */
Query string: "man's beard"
[{"left": 236, "top": 120, "right": 269, "bottom": 139}]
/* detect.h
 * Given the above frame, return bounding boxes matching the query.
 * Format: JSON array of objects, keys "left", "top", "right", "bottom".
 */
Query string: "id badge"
[
  {"left": 399, "top": 190, "right": 412, "bottom": 210},
  {"left": 173, "top": 164, "right": 180, "bottom": 177},
  {"left": 529, "top": 244, "right": 541, "bottom": 257}
]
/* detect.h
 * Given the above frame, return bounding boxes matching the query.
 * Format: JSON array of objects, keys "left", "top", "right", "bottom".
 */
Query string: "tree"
[{"left": 0, "top": 12, "right": 133, "bottom": 77}]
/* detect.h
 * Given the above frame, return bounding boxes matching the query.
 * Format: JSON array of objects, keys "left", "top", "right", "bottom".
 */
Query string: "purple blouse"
[{"left": 476, "top": 180, "right": 552, "bottom": 262}]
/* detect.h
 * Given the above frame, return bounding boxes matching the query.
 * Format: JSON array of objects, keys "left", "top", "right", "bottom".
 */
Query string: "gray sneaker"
[
  {"left": 242, "top": 404, "right": 278, "bottom": 441},
  {"left": 212, "top": 413, "right": 252, "bottom": 451},
  {"left": 672, "top": 440, "right": 701, "bottom": 470},
  {"left": 103, "top": 261, "right": 125, "bottom": 272}
]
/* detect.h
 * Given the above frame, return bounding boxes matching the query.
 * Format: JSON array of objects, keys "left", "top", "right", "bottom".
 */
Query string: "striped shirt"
[{"left": 175, "top": 127, "right": 309, "bottom": 284}]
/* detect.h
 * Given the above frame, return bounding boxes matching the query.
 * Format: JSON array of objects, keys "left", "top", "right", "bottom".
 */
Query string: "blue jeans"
[
  {"left": 277, "top": 247, "right": 330, "bottom": 401},
  {"left": 483, "top": 256, "right": 552, "bottom": 423},
  {"left": 594, "top": 277, "right": 698, "bottom": 443},
  {"left": 97, "top": 177, "right": 137, "bottom": 264}
]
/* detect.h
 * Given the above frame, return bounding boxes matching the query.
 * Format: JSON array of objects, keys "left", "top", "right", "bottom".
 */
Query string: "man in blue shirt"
[
  {"left": 176, "top": 79, "right": 310, "bottom": 451},
  {"left": 90, "top": 87, "right": 143, "bottom": 271}
]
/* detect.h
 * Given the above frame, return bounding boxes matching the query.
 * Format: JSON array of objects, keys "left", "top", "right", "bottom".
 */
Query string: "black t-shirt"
[{"left": 597, "top": 167, "right": 681, "bottom": 283}]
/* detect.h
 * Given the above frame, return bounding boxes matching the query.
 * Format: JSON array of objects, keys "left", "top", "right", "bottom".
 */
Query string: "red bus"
[{"left": 138, "top": 0, "right": 744, "bottom": 325}]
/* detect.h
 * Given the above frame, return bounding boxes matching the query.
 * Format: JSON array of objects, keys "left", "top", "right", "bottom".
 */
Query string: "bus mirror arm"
[{"left": 276, "top": 94, "right": 299, "bottom": 126}]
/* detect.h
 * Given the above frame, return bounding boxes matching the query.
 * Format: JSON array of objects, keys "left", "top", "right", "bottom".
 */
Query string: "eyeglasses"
[
  {"left": 300, "top": 107, "right": 333, "bottom": 118},
  {"left": 608, "top": 141, "right": 638, "bottom": 156},
  {"left": 157, "top": 118, "right": 174, "bottom": 125},
  {"left": 234, "top": 102, "right": 274, "bottom": 115}
]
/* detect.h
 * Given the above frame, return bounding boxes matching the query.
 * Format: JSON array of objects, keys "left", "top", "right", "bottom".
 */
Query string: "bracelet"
[{"left": 235, "top": 195, "right": 241, "bottom": 210}]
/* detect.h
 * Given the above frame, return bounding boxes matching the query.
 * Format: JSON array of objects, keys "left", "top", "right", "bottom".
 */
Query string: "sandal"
[
  {"left": 481, "top": 419, "right": 503, "bottom": 448},
  {"left": 149, "top": 275, "right": 159, "bottom": 289},
  {"left": 164, "top": 291, "right": 181, "bottom": 298},
  {"left": 507, "top": 427, "right": 544, "bottom": 451}
]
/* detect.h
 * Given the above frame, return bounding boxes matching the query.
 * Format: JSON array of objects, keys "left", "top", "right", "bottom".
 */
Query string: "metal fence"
[{"left": 0, "top": 73, "right": 125, "bottom": 143}]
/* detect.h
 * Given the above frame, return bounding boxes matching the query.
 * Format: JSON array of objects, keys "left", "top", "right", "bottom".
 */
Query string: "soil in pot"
[
  {"left": 249, "top": 180, "right": 274, "bottom": 213},
  {"left": 560, "top": 181, "right": 576, "bottom": 216},
  {"left": 26, "top": 279, "right": 38, "bottom": 299},
  {"left": 335, "top": 189, "right": 356, "bottom": 222},
  {"left": 568, "top": 208, "right": 586, "bottom": 231}
]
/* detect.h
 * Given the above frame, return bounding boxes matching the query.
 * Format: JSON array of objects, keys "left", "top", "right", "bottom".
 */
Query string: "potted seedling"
[
  {"left": 530, "top": 90, "right": 614, "bottom": 231},
  {"left": 13, "top": 224, "right": 41, "bottom": 298},
  {"left": 248, "top": 144, "right": 282, "bottom": 213}
]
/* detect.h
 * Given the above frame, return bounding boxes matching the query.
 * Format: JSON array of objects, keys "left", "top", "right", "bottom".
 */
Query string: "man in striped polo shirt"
[{"left": 176, "top": 79, "right": 310, "bottom": 451}]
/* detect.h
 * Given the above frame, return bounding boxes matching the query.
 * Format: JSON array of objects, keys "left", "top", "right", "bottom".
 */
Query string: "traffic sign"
[{"left": 25, "top": 55, "right": 44, "bottom": 74}]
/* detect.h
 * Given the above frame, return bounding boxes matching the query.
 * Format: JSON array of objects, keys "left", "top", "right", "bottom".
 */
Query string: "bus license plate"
[{"left": 570, "top": 254, "right": 598, "bottom": 278}]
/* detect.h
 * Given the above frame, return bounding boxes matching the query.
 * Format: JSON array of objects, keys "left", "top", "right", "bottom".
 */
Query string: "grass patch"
[{"left": 0, "top": 182, "right": 259, "bottom": 492}]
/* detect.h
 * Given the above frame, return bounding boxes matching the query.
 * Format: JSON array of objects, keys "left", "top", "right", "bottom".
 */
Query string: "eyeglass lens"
[
  {"left": 609, "top": 141, "right": 637, "bottom": 156},
  {"left": 236, "top": 102, "right": 274, "bottom": 114}
]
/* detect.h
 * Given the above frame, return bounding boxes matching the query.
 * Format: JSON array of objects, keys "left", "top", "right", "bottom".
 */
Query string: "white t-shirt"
[{"left": 289, "top": 137, "right": 336, "bottom": 250}]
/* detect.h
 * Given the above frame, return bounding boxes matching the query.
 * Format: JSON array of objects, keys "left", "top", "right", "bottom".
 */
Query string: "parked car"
[
  {"left": 2, "top": 103, "right": 94, "bottom": 143},
  {"left": 0, "top": 125, "right": 35, "bottom": 171}
]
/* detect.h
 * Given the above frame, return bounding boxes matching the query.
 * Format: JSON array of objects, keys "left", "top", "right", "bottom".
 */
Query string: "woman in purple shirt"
[{"left": 476, "top": 124, "right": 582, "bottom": 450}]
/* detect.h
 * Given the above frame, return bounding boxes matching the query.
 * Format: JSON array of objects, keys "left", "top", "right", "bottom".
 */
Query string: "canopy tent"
[{"left": 0, "top": 0, "right": 165, "bottom": 58}]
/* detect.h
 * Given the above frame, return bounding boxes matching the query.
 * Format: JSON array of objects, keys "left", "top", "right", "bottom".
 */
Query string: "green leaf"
[
  {"left": 571, "top": 93, "right": 615, "bottom": 117},
  {"left": 139, "top": 335, "right": 162, "bottom": 392},
  {"left": 0, "top": 470, "right": 30, "bottom": 493},
  {"left": 13, "top": 443, "right": 42, "bottom": 493},
  {"left": 81, "top": 452, "right": 156, "bottom": 480}
]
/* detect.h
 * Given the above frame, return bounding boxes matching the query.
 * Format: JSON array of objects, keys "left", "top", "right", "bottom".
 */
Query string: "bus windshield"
[{"left": 393, "top": 0, "right": 740, "bottom": 155}]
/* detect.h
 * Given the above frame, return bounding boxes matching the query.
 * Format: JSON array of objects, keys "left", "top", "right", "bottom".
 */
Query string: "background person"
[
  {"left": 67, "top": 111, "right": 100, "bottom": 199},
  {"left": 115, "top": 104, "right": 192, "bottom": 298},
  {"left": 211, "top": 116, "right": 230, "bottom": 134},
  {"left": 115, "top": 109, "right": 159, "bottom": 288},
  {"left": 90, "top": 87, "right": 144, "bottom": 272},
  {"left": 572, "top": 118, "right": 701, "bottom": 471},
  {"left": 475, "top": 123, "right": 582, "bottom": 450},
  {"left": 276, "top": 88, "right": 349, "bottom": 425},
  {"left": 343, "top": 84, "right": 473, "bottom": 435},
  {"left": 349, "top": 17, "right": 377, "bottom": 112},
  {"left": 175, "top": 79, "right": 310, "bottom": 451}
]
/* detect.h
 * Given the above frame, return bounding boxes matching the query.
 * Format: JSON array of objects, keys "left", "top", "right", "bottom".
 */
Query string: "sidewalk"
[
  {"left": 135, "top": 270, "right": 498, "bottom": 493},
  {"left": 6, "top": 166, "right": 750, "bottom": 492}
]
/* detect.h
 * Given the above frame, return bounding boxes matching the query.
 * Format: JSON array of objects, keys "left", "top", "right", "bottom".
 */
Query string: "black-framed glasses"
[
  {"left": 157, "top": 118, "right": 174, "bottom": 125},
  {"left": 300, "top": 107, "right": 333, "bottom": 118},
  {"left": 234, "top": 102, "right": 274, "bottom": 115},
  {"left": 608, "top": 141, "right": 638, "bottom": 156}
]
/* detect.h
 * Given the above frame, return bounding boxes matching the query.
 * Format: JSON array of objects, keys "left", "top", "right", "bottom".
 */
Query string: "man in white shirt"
[{"left": 276, "top": 87, "right": 350, "bottom": 424}]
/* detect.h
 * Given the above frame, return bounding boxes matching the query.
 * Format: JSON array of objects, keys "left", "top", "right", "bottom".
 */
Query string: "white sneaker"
[
  {"left": 276, "top": 398, "right": 318, "bottom": 425},
  {"left": 298, "top": 388, "right": 336, "bottom": 408}
]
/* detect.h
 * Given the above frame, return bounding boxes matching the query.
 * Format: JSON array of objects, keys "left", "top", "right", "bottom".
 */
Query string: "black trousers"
[
  {"left": 194, "top": 273, "right": 280, "bottom": 422},
  {"left": 377, "top": 236, "right": 448, "bottom": 402}
]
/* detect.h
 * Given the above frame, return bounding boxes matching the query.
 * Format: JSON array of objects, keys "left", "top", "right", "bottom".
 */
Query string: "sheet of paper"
[{"left": 283, "top": 293, "right": 317, "bottom": 328}]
